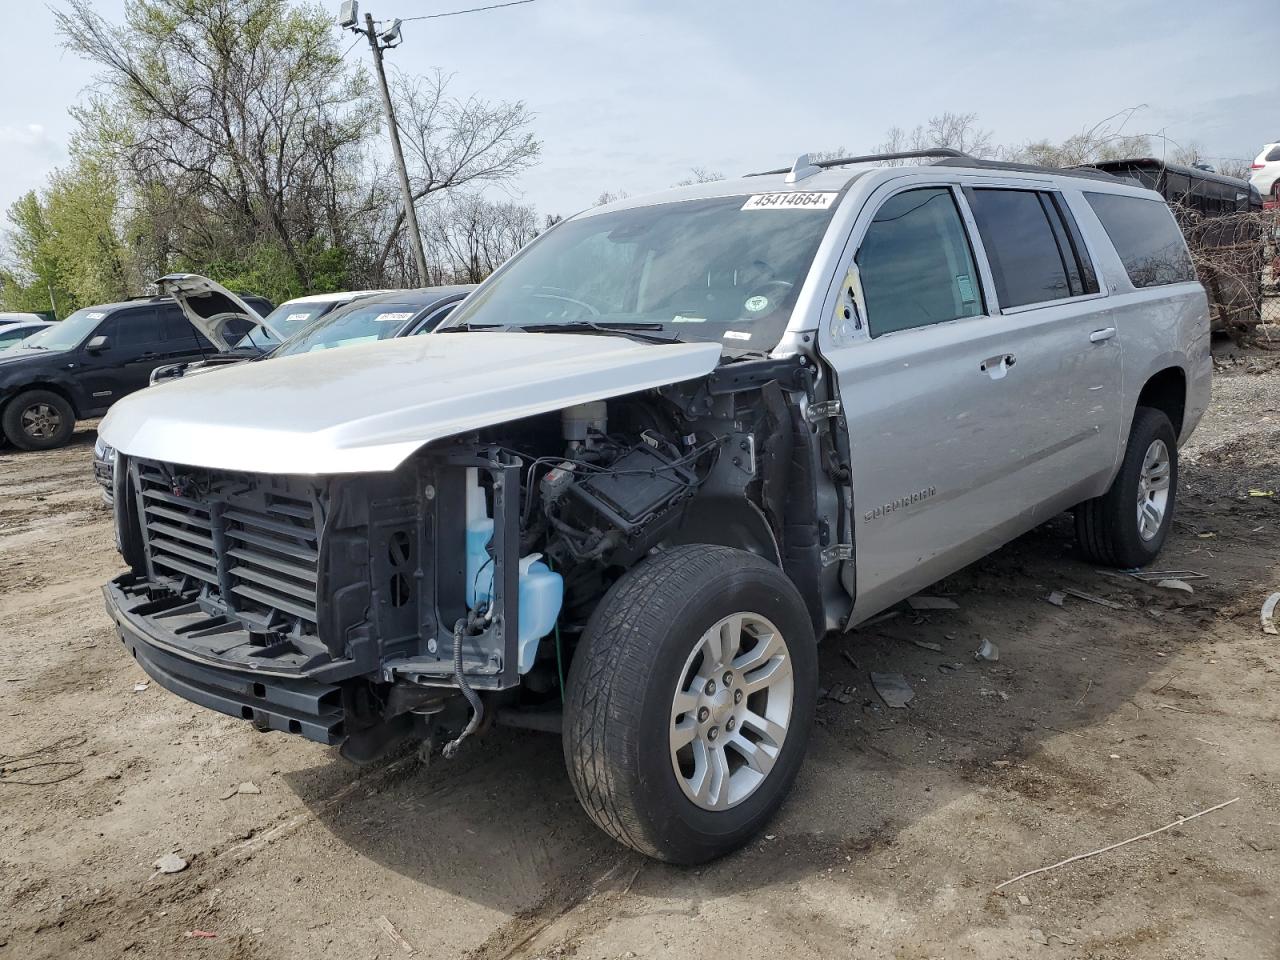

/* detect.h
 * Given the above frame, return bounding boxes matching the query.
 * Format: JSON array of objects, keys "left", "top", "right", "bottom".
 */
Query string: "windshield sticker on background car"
[
  {"left": 744, "top": 296, "right": 770, "bottom": 312},
  {"left": 956, "top": 274, "right": 976, "bottom": 304},
  {"left": 671, "top": 315, "right": 707, "bottom": 323},
  {"left": 87, "top": 312, "right": 106, "bottom": 320},
  {"left": 374, "top": 312, "right": 414, "bottom": 323},
  {"left": 742, "top": 192, "right": 837, "bottom": 211},
  {"left": 723, "top": 330, "right": 752, "bottom": 341},
  {"left": 285, "top": 312, "right": 313, "bottom": 323}
]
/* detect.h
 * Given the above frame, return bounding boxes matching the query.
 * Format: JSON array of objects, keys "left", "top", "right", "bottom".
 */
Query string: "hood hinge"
[
  {"left": 805, "top": 400, "right": 842, "bottom": 423},
  {"left": 821, "top": 543, "right": 853, "bottom": 566}
]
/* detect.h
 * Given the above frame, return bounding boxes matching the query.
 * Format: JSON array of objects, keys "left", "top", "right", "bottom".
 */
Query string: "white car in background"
[{"left": 1250, "top": 142, "right": 1280, "bottom": 200}]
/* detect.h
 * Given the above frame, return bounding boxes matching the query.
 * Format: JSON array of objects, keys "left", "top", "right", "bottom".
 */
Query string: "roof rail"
[{"left": 747, "top": 148, "right": 970, "bottom": 177}]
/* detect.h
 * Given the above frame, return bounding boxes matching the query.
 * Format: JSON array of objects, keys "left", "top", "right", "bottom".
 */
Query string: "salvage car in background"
[
  {"left": 98, "top": 150, "right": 1208, "bottom": 864},
  {"left": 0, "top": 320, "right": 54, "bottom": 351},
  {"left": 95, "top": 284, "right": 474, "bottom": 500},
  {"left": 1250, "top": 141, "right": 1280, "bottom": 200},
  {"left": 0, "top": 288, "right": 272, "bottom": 450}
]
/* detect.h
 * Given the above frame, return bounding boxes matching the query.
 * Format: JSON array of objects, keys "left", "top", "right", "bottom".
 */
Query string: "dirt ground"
[{"left": 2, "top": 355, "right": 1279, "bottom": 960}]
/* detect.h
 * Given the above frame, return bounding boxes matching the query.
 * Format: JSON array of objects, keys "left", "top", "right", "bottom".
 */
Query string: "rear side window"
[
  {"left": 968, "top": 189, "right": 1098, "bottom": 309},
  {"left": 1086, "top": 193, "right": 1196, "bottom": 288},
  {"left": 1266, "top": 146, "right": 1280, "bottom": 162},
  {"left": 856, "top": 187, "right": 983, "bottom": 337}
]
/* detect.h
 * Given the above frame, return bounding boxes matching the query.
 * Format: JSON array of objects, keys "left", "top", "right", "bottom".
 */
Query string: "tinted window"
[
  {"left": 856, "top": 187, "right": 983, "bottom": 337},
  {"left": 159, "top": 306, "right": 209, "bottom": 350},
  {"left": 274, "top": 301, "right": 426, "bottom": 356},
  {"left": 968, "top": 189, "right": 1073, "bottom": 308},
  {"left": 1266, "top": 146, "right": 1280, "bottom": 162},
  {"left": 101, "top": 309, "right": 160, "bottom": 347},
  {"left": 1086, "top": 193, "right": 1196, "bottom": 288}
]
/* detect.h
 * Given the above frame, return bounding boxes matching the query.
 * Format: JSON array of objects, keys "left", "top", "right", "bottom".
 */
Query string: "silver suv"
[{"left": 98, "top": 149, "right": 1209, "bottom": 864}]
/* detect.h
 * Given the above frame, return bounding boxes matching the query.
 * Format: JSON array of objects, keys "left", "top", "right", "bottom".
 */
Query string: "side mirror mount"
[{"left": 85, "top": 335, "right": 110, "bottom": 353}]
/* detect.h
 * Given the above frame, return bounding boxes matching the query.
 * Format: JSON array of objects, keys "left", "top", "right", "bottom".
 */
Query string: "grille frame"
[{"left": 132, "top": 459, "right": 325, "bottom": 635}]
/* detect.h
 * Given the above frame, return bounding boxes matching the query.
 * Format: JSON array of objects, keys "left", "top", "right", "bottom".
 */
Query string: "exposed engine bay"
[{"left": 105, "top": 354, "right": 848, "bottom": 762}]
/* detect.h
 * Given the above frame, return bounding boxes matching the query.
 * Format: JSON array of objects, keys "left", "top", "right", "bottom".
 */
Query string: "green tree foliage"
[{"left": 0, "top": 0, "right": 541, "bottom": 311}]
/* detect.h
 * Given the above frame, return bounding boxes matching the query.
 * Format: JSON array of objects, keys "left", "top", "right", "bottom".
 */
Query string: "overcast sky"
[{"left": 1, "top": 0, "right": 1274, "bottom": 223}]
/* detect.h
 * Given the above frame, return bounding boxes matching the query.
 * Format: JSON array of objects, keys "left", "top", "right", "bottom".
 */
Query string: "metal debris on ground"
[
  {"left": 1248, "top": 489, "right": 1275, "bottom": 497},
  {"left": 1045, "top": 591, "right": 1066, "bottom": 607},
  {"left": 938, "top": 662, "right": 963, "bottom": 674},
  {"left": 1262, "top": 592, "right": 1280, "bottom": 636},
  {"left": 871, "top": 672, "right": 914, "bottom": 709},
  {"left": 1155, "top": 578, "right": 1195, "bottom": 594},
  {"left": 840, "top": 650, "right": 859, "bottom": 670},
  {"left": 132, "top": 681, "right": 149, "bottom": 692},
  {"left": 973, "top": 638, "right": 999, "bottom": 662},
  {"left": 903, "top": 637, "right": 943, "bottom": 652},
  {"left": 907, "top": 596, "right": 959, "bottom": 611},
  {"left": 1128, "top": 569, "right": 1207, "bottom": 583},
  {"left": 221, "top": 782, "right": 261, "bottom": 799},
  {"left": 185, "top": 931, "right": 217, "bottom": 939},
  {"left": 994, "top": 796, "right": 1241, "bottom": 891},
  {"left": 823, "top": 685, "right": 856, "bottom": 704},
  {"left": 1063, "top": 588, "right": 1126, "bottom": 610},
  {"left": 376, "top": 915, "right": 415, "bottom": 954},
  {"left": 153, "top": 853, "right": 188, "bottom": 874}
]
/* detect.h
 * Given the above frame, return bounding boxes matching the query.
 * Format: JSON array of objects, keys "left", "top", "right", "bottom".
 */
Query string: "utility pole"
[{"left": 361, "top": 12, "right": 429, "bottom": 285}]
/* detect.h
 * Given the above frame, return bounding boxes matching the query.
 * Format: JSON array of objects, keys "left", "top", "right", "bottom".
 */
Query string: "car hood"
[
  {"left": 155, "top": 273, "right": 284, "bottom": 351},
  {"left": 98, "top": 332, "right": 722, "bottom": 474}
]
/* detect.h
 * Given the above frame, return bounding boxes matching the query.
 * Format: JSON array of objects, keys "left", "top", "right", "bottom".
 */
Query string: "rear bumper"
[{"left": 103, "top": 575, "right": 345, "bottom": 744}]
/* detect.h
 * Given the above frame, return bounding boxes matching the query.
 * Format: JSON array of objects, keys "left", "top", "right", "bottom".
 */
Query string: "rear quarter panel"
[{"left": 1068, "top": 190, "right": 1211, "bottom": 453}]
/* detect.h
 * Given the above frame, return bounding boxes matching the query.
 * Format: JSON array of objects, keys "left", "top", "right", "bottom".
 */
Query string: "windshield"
[
  {"left": 272, "top": 300, "right": 423, "bottom": 356},
  {"left": 20, "top": 309, "right": 106, "bottom": 351},
  {"left": 444, "top": 194, "right": 839, "bottom": 350},
  {"left": 233, "top": 301, "right": 338, "bottom": 350}
]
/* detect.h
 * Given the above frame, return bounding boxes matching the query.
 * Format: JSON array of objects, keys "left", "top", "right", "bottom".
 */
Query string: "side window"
[
  {"left": 855, "top": 187, "right": 983, "bottom": 337},
  {"left": 99, "top": 308, "right": 160, "bottom": 349},
  {"left": 412, "top": 302, "right": 458, "bottom": 335},
  {"left": 968, "top": 189, "right": 1081, "bottom": 308},
  {"left": 159, "top": 306, "right": 204, "bottom": 349},
  {"left": 1086, "top": 192, "right": 1196, "bottom": 288}
]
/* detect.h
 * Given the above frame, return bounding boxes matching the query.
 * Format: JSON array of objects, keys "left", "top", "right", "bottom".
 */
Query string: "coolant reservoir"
[{"left": 463, "top": 469, "right": 564, "bottom": 673}]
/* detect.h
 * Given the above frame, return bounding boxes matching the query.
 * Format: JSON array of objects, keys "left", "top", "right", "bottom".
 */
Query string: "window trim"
[{"left": 852, "top": 183, "right": 992, "bottom": 340}]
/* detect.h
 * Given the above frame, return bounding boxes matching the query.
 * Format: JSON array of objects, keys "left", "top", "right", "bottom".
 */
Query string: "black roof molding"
[{"left": 747, "top": 149, "right": 1122, "bottom": 183}]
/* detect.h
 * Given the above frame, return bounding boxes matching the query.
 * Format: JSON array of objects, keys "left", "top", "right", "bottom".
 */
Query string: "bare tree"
[
  {"left": 424, "top": 192, "right": 538, "bottom": 283},
  {"left": 383, "top": 69, "right": 540, "bottom": 283},
  {"left": 673, "top": 167, "right": 725, "bottom": 186}
]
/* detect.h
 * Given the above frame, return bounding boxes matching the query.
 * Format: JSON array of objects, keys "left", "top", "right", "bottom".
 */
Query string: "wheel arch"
[
  {"left": 1135, "top": 365, "right": 1187, "bottom": 437},
  {"left": 665, "top": 495, "right": 782, "bottom": 568},
  {"left": 1, "top": 380, "right": 83, "bottom": 420}
]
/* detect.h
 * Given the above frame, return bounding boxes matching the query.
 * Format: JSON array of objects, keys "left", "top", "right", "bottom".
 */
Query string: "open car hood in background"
[{"left": 154, "top": 273, "right": 284, "bottom": 351}]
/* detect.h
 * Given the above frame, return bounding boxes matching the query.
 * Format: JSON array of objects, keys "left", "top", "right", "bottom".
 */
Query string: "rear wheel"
[
  {"left": 1075, "top": 406, "right": 1177, "bottom": 567},
  {"left": 2, "top": 389, "right": 75, "bottom": 451},
  {"left": 563, "top": 544, "right": 817, "bottom": 864}
]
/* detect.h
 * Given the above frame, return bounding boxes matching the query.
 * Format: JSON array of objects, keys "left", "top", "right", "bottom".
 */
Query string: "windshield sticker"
[
  {"left": 956, "top": 274, "right": 976, "bottom": 304},
  {"left": 374, "top": 311, "right": 414, "bottom": 323},
  {"left": 285, "top": 312, "right": 313, "bottom": 323},
  {"left": 87, "top": 311, "right": 106, "bottom": 320},
  {"left": 723, "top": 330, "right": 752, "bottom": 341},
  {"left": 671, "top": 314, "right": 707, "bottom": 323},
  {"left": 743, "top": 295, "right": 769, "bottom": 313},
  {"left": 742, "top": 192, "right": 837, "bottom": 211}
]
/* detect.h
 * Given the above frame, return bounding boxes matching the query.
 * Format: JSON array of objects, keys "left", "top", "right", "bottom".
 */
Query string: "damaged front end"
[{"left": 104, "top": 354, "right": 833, "bottom": 762}]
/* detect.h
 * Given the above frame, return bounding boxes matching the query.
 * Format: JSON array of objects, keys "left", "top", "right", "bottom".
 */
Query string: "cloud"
[{"left": 0, "top": 123, "right": 60, "bottom": 157}]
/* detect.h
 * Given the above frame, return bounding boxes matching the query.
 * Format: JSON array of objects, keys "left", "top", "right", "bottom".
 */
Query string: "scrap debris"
[
  {"left": 376, "top": 915, "right": 415, "bottom": 954},
  {"left": 1063, "top": 588, "right": 1125, "bottom": 610},
  {"left": 1155, "top": 578, "right": 1195, "bottom": 594},
  {"left": 1045, "top": 591, "right": 1066, "bottom": 607},
  {"left": 871, "top": 672, "right": 914, "bottom": 709},
  {"left": 1128, "top": 569, "right": 1206, "bottom": 584},
  {"left": 994, "top": 796, "right": 1241, "bottom": 891},
  {"left": 973, "top": 638, "right": 999, "bottom": 662},
  {"left": 907, "top": 596, "right": 959, "bottom": 611},
  {"left": 153, "top": 853, "right": 188, "bottom": 875},
  {"left": 1262, "top": 593, "right": 1280, "bottom": 636}
]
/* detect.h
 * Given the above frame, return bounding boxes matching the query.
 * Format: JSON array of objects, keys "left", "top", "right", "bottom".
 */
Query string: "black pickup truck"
[{"left": 0, "top": 283, "right": 272, "bottom": 451}]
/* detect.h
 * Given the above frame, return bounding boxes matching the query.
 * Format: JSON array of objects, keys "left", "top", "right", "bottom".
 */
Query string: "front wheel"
[
  {"left": 2, "top": 389, "right": 76, "bottom": 451},
  {"left": 563, "top": 544, "right": 817, "bottom": 864},
  {"left": 1075, "top": 406, "right": 1178, "bottom": 567}
]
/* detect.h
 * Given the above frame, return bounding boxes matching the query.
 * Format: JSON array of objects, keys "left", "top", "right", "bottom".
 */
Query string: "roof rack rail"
[{"left": 747, "top": 148, "right": 971, "bottom": 177}]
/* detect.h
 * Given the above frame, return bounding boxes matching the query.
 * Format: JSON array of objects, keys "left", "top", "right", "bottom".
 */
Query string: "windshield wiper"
[
  {"left": 438, "top": 322, "right": 512, "bottom": 333},
  {"left": 514, "top": 321, "right": 681, "bottom": 345}
]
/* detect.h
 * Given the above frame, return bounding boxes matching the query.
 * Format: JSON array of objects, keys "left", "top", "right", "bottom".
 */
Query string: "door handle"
[
  {"left": 979, "top": 354, "right": 1016, "bottom": 379},
  {"left": 1089, "top": 327, "right": 1117, "bottom": 343}
]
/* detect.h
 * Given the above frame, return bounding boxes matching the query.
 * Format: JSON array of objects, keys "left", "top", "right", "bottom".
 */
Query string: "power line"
[{"left": 399, "top": 0, "right": 537, "bottom": 23}]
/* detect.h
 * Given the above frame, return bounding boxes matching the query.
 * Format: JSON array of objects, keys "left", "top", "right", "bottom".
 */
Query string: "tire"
[
  {"left": 1075, "top": 406, "right": 1178, "bottom": 568},
  {"left": 563, "top": 544, "right": 817, "bottom": 864},
  {"left": 2, "top": 389, "right": 76, "bottom": 451}
]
